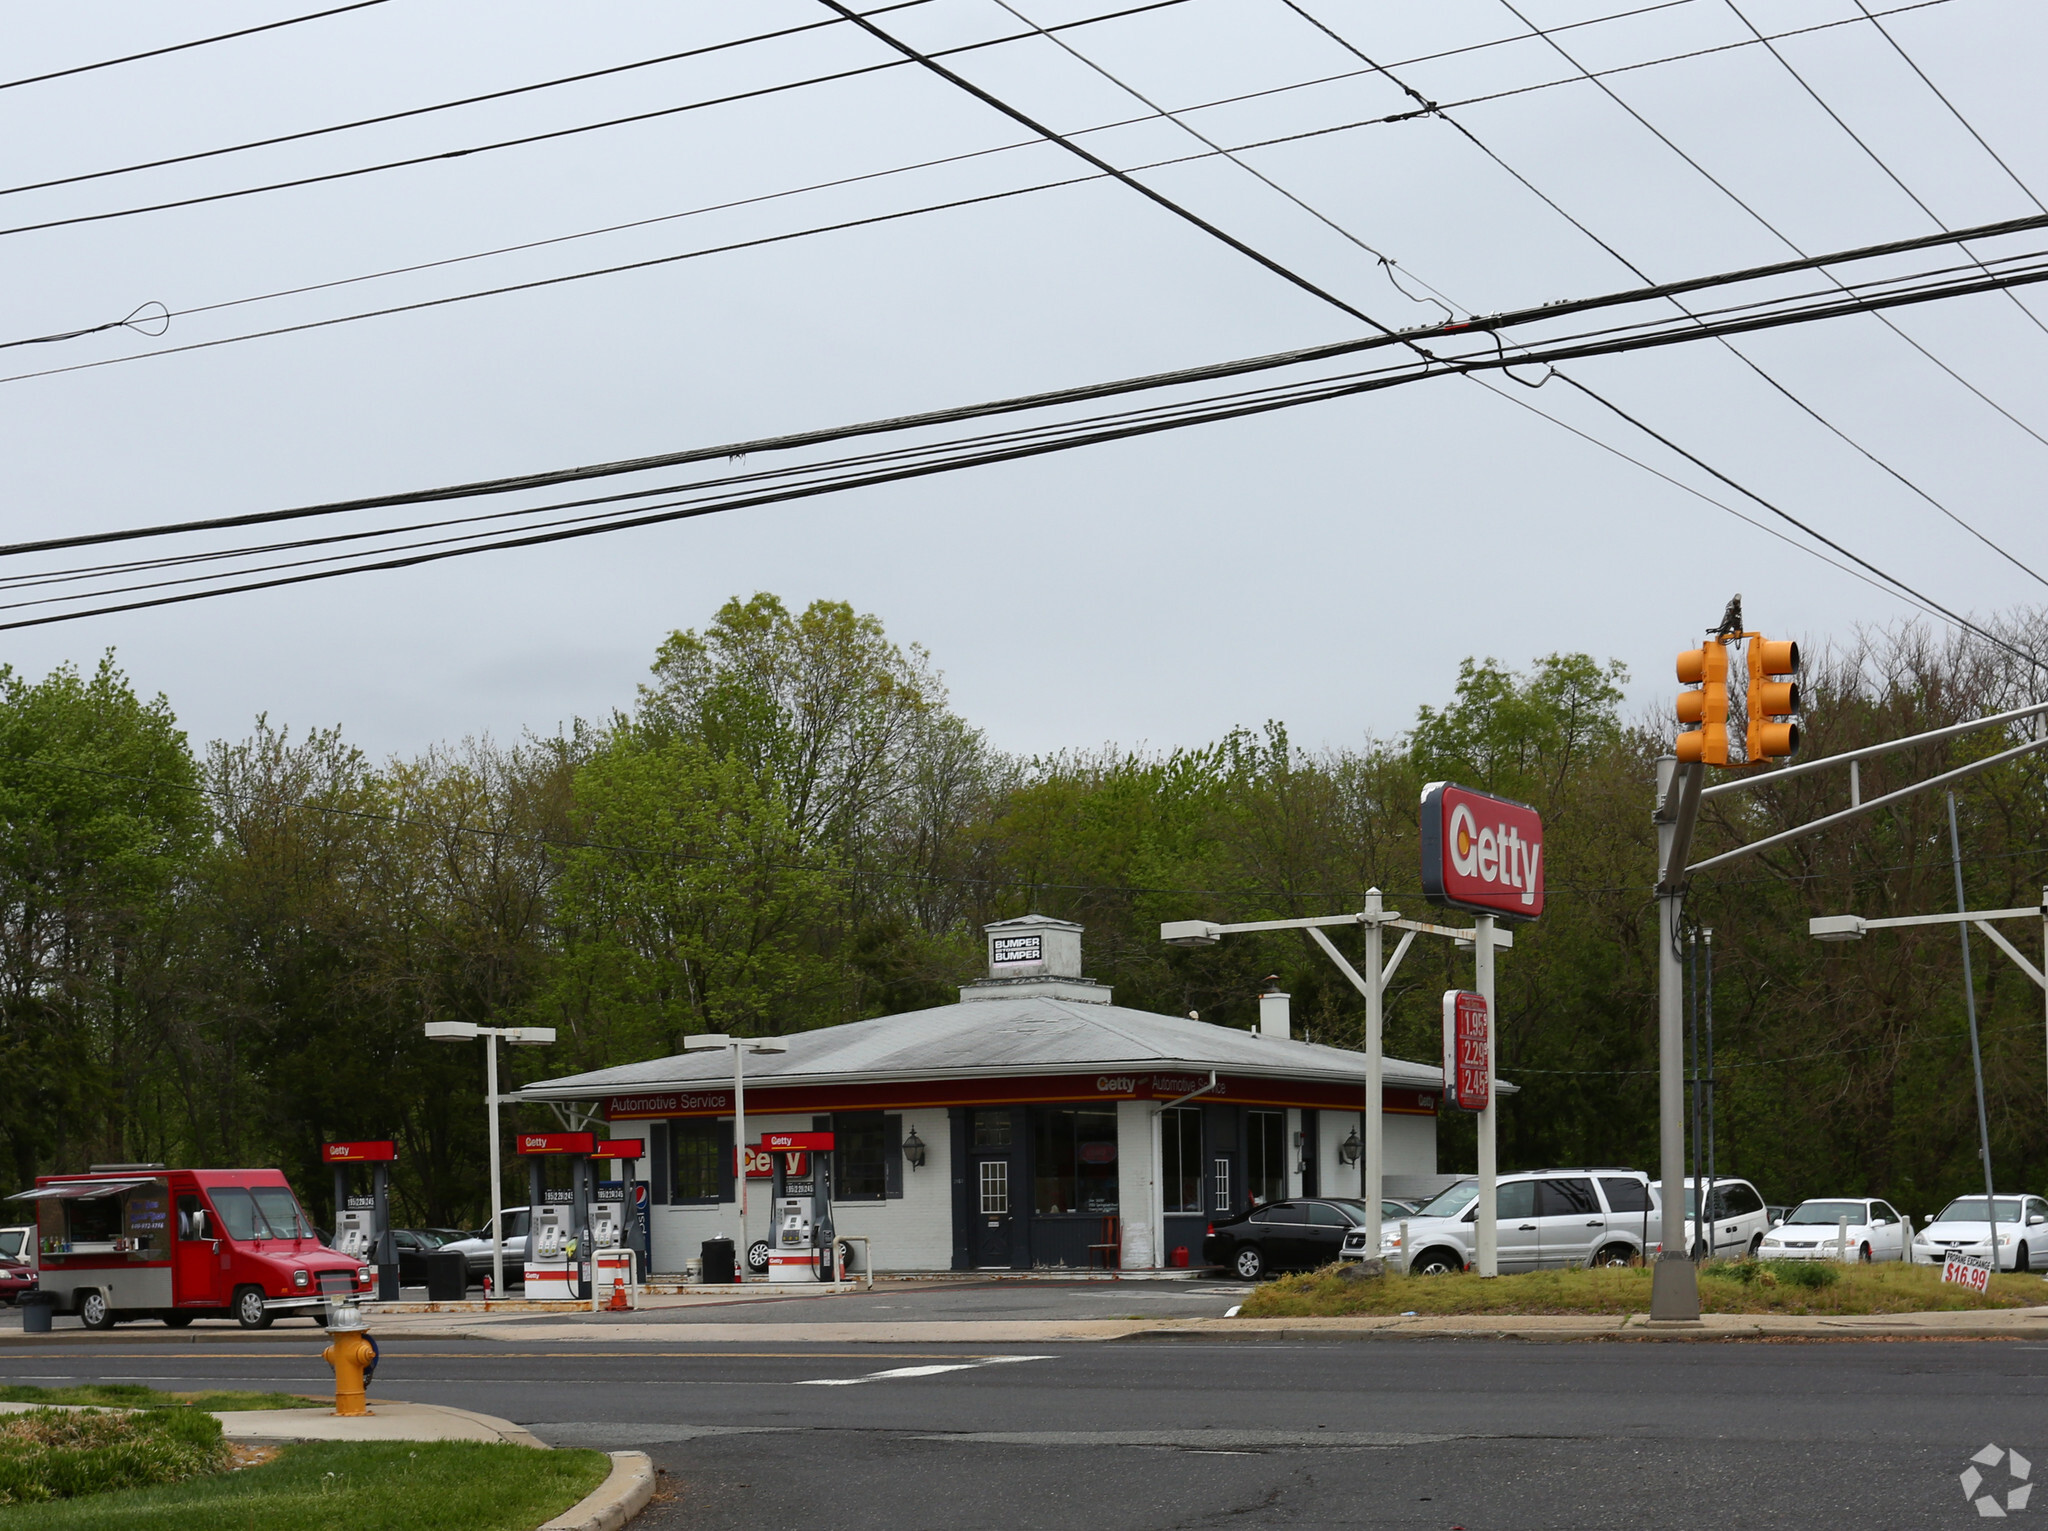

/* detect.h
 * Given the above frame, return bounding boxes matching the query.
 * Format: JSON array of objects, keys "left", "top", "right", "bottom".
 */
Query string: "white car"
[
  {"left": 1911, "top": 1194, "right": 2048, "bottom": 1272},
  {"left": 1663, "top": 1177, "right": 1771, "bottom": 1259},
  {"left": 1758, "top": 1198, "right": 1906, "bottom": 1262},
  {"left": 1343, "top": 1168, "right": 1658, "bottom": 1274}
]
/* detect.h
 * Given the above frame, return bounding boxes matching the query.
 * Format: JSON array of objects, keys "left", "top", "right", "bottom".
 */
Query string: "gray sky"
[{"left": 1, "top": 0, "right": 2041, "bottom": 762}]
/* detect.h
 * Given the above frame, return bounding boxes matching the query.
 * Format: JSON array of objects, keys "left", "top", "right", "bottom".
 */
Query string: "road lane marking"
[
  {"left": 915, "top": 1429, "right": 1461, "bottom": 1449},
  {"left": 795, "top": 1355, "right": 1054, "bottom": 1387}
]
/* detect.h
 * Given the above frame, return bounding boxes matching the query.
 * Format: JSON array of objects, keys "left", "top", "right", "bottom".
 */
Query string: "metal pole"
[
  {"left": 1948, "top": 793, "right": 2000, "bottom": 1268},
  {"left": 1704, "top": 928, "right": 1718, "bottom": 1259},
  {"left": 486, "top": 1030, "right": 505, "bottom": 1303},
  {"left": 1651, "top": 758, "right": 1699, "bottom": 1318},
  {"left": 1687, "top": 929, "right": 1700, "bottom": 1255},
  {"left": 2041, "top": 885, "right": 2047, "bottom": 1112},
  {"left": 1474, "top": 912, "right": 1497, "bottom": 1278},
  {"left": 1363, "top": 888, "right": 1385, "bottom": 1265},
  {"left": 734, "top": 1043, "right": 748, "bottom": 1282}
]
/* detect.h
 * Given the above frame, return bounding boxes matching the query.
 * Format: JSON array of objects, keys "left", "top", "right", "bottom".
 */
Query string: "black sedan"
[{"left": 1203, "top": 1198, "right": 1396, "bottom": 1279}]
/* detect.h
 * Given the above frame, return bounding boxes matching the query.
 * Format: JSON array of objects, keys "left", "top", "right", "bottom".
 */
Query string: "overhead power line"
[
  {"left": 6, "top": 204, "right": 2045, "bottom": 564},
  {"left": 0, "top": 1, "right": 391, "bottom": 93},
  {"left": 0, "top": 0, "right": 1187, "bottom": 245}
]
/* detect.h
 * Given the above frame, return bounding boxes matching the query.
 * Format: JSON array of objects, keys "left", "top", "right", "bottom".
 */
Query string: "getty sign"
[{"left": 1419, "top": 782, "right": 1545, "bottom": 919}]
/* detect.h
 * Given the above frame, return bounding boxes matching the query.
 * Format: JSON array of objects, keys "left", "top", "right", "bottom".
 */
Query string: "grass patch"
[
  {"left": 0, "top": 1384, "right": 321, "bottom": 1412},
  {"left": 0, "top": 1407, "right": 231, "bottom": 1505},
  {"left": 0, "top": 1440, "right": 613, "bottom": 1530},
  {"left": 1239, "top": 1260, "right": 2048, "bottom": 1318}
]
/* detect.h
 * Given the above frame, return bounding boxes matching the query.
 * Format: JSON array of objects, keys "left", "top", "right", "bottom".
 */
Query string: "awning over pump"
[{"left": 5, "top": 1178, "right": 157, "bottom": 1202}]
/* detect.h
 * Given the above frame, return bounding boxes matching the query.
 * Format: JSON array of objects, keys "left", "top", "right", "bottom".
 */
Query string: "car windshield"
[
  {"left": 1786, "top": 1201, "right": 1867, "bottom": 1225},
  {"left": 1320, "top": 1200, "right": 1371, "bottom": 1225},
  {"left": 1415, "top": 1182, "right": 1479, "bottom": 1218},
  {"left": 1937, "top": 1198, "right": 2022, "bottom": 1224},
  {"left": 208, "top": 1186, "right": 314, "bottom": 1240}
]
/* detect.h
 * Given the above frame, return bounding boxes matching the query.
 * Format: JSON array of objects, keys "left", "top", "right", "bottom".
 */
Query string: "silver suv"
[{"left": 1341, "top": 1169, "right": 1658, "bottom": 1274}]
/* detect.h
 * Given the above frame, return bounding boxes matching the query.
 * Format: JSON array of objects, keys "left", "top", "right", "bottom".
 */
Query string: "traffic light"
[
  {"left": 1675, "top": 641, "right": 1731, "bottom": 765},
  {"left": 1746, "top": 637, "right": 1801, "bottom": 761}
]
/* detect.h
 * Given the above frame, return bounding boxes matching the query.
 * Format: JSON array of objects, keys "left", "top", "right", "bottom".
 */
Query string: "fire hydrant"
[{"left": 321, "top": 1305, "right": 378, "bottom": 1417}]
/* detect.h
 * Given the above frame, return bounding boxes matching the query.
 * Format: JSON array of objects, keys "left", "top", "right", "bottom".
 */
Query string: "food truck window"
[
  {"left": 66, "top": 1195, "right": 123, "bottom": 1247},
  {"left": 177, "top": 1196, "right": 208, "bottom": 1240},
  {"left": 207, "top": 1188, "right": 263, "bottom": 1241}
]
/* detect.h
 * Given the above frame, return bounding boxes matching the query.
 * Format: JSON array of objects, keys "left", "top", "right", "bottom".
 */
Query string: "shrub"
[
  {"left": 0, "top": 1408, "right": 230, "bottom": 1505},
  {"left": 1702, "top": 1257, "right": 1838, "bottom": 1290}
]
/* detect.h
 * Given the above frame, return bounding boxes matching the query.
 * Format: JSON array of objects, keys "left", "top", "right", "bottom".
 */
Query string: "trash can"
[
  {"left": 425, "top": 1250, "right": 470, "bottom": 1302},
  {"left": 19, "top": 1291, "right": 56, "bottom": 1334},
  {"left": 700, "top": 1236, "right": 736, "bottom": 1286}
]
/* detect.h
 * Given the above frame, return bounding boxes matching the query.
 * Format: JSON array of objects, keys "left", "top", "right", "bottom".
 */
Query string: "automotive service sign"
[
  {"left": 1420, "top": 782, "right": 1545, "bottom": 919},
  {"left": 1441, "top": 990, "right": 1490, "bottom": 1113}
]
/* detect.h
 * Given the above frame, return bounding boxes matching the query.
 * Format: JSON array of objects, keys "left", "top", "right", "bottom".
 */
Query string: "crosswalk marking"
[{"left": 794, "top": 1355, "right": 1054, "bottom": 1387}]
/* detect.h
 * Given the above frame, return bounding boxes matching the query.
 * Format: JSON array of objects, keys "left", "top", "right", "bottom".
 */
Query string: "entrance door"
[
  {"left": 973, "top": 1158, "right": 1013, "bottom": 1268},
  {"left": 173, "top": 1195, "right": 222, "bottom": 1307}
]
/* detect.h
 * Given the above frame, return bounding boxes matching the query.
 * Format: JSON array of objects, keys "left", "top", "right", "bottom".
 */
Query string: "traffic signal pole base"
[{"left": 1648, "top": 1255, "right": 1701, "bottom": 1322}]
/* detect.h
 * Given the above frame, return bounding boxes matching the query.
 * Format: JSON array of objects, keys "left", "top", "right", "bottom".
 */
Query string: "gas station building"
[{"left": 519, "top": 917, "right": 1449, "bottom": 1274}]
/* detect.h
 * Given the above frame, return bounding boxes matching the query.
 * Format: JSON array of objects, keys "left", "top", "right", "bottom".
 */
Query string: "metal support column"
[
  {"left": 1474, "top": 913, "right": 1497, "bottom": 1278},
  {"left": 1362, "top": 889, "right": 1385, "bottom": 1266},
  {"left": 1651, "top": 754, "right": 1701, "bottom": 1319}
]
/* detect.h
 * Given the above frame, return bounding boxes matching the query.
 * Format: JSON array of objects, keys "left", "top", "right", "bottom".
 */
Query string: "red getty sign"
[
  {"left": 516, "top": 1132, "right": 595, "bottom": 1156},
  {"left": 321, "top": 1141, "right": 396, "bottom": 1162},
  {"left": 1420, "top": 782, "right": 1545, "bottom": 919},
  {"left": 759, "top": 1132, "right": 834, "bottom": 1152},
  {"left": 1441, "top": 990, "right": 1491, "bottom": 1113},
  {"left": 591, "top": 1139, "right": 645, "bottom": 1160}
]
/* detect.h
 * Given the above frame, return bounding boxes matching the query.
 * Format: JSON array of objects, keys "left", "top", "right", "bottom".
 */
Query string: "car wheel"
[
  {"left": 1411, "top": 1248, "right": 1463, "bottom": 1276},
  {"left": 1858, "top": 1243, "right": 1873, "bottom": 1264},
  {"left": 78, "top": 1290, "right": 115, "bottom": 1330},
  {"left": 1749, "top": 1234, "right": 1764, "bottom": 1256},
  {"left": 1232, "top": 1245, "right": 1266, "bottom": 1281},
  {"left": 233, "top": 1285, "right": 274, "bottom": 1330},
  {"left": 162, "top": 1312, "right": 194, "bottom": 1329},
  {"left": 746, "top": 1240, "right": 771, "bottom": 1275},
  {"left": 1590, "top": 1243, "right": 1636, "bottom": 1269},
  {"left": 2017, "top": 1242, "right": 2032, "bottom": 1274}
]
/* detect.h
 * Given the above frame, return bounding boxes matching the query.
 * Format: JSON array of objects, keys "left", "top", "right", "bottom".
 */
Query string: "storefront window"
[
  {"left": 835, "top": 1112, "right": 886, "bottom": 1201},
  {"left": 672, "top": 1120, "right": 723, "bottom": 1203},
  {"left": 1033, "top": 1108, "right": 1118, "bottom": 1215},
  {"left": 1246, "top": 1110, "right": 1286, "bottom": 1206},
  {"left": 973, "top": 1110, "right": 1012, "bottom": 1148},
  {"left": 1161, "top": 1108, "right": 1202, "bottom": 1214}
]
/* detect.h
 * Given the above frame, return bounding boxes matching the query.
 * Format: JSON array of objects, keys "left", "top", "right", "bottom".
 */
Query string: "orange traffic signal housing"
[
  {"left": 1746, "top": 636, "right": 1801, "bottom": 760},
  {"left": 1675, "top": 641, "right": 1731, "bottom": 765}
]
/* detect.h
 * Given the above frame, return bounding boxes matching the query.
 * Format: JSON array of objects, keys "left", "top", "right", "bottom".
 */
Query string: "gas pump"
[
  {"left": 322, "top": 1141, "right": 398, "bottom": 1301},
  {"left": 516, "top": 1132, "right": 595, "bottom": 1301},
  {"left": 764, "top": 1131, "right": 837, "bottom": 1283}
]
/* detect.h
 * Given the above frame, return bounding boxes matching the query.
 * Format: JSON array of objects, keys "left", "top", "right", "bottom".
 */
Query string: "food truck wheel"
[
  {"left": 233, "top": 1286, "right": 274, "bottom": 1329},
  {"left": 161, "top": 1312, "right": 194, "bottom": 1328},
  {"left": 77, "top": 1290, "right": 115, "bottom": 1330}
]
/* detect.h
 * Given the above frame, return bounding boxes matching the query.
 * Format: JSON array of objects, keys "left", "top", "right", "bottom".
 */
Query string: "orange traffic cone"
[{"left": 607, "top": 1276, "right": 629, "bottom": 1312}]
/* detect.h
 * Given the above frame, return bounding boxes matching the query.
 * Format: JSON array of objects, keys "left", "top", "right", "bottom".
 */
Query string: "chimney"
[
  {"left": 960, "top": 916, "right": 1111, "bottom": 1004},
  {"left": 1258, "top": 988, "right": 1292, "bottom": 1040}
]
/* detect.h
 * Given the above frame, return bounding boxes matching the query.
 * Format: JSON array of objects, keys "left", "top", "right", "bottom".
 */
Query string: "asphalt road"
[{"left": 5, "top": 1330, "right": 2043, "bottom": 1528}]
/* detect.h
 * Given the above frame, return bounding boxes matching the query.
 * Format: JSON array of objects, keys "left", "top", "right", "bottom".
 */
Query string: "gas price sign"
[
  {"left": 1441, "top": 990, "right": 1491, "bottom": 1113},
  {"left": 1419, "top": 782, "right": 1545, "bottom": 920}
]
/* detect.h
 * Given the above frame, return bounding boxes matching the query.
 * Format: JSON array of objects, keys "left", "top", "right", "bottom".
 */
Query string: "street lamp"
[
  {"left": 683, "top": 1034, "right": 789, "bottom": 1279},
  {"left": 424, "top": 1021, "right": 555, "bottom": 1301}
]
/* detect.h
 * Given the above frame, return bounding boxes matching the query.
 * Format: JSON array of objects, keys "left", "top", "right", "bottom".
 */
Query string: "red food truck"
[{"left": 9, "top": 1166, "right": 373, "bottom": 1329}]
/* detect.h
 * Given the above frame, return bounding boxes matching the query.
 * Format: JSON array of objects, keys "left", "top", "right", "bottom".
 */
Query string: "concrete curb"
[
  {"left": 1114, "top": 1309, "right": 2048, "bottom": 1343},
  {"left": 540, "top": 1450, "right": 657, "bottom": 1531}
]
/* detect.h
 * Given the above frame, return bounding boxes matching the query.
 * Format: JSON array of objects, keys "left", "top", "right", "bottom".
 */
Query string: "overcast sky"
[{"left": 1, "top": 0, "right": 2041, "bottom": 763}]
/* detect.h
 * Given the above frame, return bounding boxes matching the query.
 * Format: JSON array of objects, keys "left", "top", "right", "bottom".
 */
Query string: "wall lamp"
[
  {"left": 1338, "top": 1129, "right": 1363, "bottom": 1166},
  {"left": 902, "top": 1125, "right": 927, "bottom": 1169}
]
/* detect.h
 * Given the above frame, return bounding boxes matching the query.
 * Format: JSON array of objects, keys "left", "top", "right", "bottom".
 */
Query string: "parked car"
[
  {"left": 1203, "top": 1198, "right": 1383, "bottom": 1279},
  {"left": 0, "top": 1225, "right": 31, "bottom": 1262},
  {"left": 1911, "top": 1194, "right": 2048, "bottom": 1271},
  {"left": 1345, "top": 1169, "right": 1658, "bottom": 1274},
  {"left": 1758, "top": 1198, "right": 1906, "bottom": 1262},
  {"left": 0, "top": 1253, "right": 35, "bottom": 1305},
  {"left": 1669, "top": 1177, "right": 1772, "bottom": 1259},
  {"left": 391, "top": 1228, "right": 453, "bottom": 1285},
  {"left": 438, "top": 1207, "right": 533, "bottom": 1287}
]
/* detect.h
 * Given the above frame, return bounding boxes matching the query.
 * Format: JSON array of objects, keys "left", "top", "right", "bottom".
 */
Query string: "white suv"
[
  {"left": 1672, "top": 1178, "right": 1771, "bottom": 1259},
  {"left": 1341, "top": 1169, "right": 1659, "bottom": 1274}
]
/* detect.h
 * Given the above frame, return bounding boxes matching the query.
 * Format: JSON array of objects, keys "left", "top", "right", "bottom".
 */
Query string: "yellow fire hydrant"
[{"left": 321, "top": 1305, "right": 378, "bottom": 1417}]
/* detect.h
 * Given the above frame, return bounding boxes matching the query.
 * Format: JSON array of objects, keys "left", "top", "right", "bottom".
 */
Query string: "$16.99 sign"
[
  {"left": 1941, "top": 1250, "right": 1992, "bottom": 1293},
  {"left": 1441, "top": 990, "right": 1490, "bottom": 1113}
]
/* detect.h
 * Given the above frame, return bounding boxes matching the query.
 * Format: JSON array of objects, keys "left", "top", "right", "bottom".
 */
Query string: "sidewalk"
[{"left": 0, "top": 1397, "right": 541, "bottom": 1445}]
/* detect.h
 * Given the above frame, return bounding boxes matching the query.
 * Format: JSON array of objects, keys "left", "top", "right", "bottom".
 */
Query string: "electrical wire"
[
  {"left": 0, "top": 1, "right": 1190, "bottom": 245},
  {"left": 7, "top": 205, "right": 2045, "bottom": 565},
  {"left": 1284, "top": 0, "right": 2048, "bottom": 593},
  {"left": 8, "top": 243, "right": 2048, "bottom": 635},
  {"left": 0, "top": 1, "right": 391, "bottom": 93}
]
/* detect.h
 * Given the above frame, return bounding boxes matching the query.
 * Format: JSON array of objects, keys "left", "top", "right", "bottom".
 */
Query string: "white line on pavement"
[{"left": 794, "top": 1355, "right": 1055, "bottom": 1387}]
